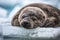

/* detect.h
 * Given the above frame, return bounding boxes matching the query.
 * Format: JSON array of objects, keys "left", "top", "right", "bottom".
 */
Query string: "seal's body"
[{"left": 11, "top": 3, "right": 60, "bottom": 29}]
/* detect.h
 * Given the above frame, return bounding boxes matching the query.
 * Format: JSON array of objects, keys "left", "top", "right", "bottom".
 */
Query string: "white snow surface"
[{"left": 0, "top": 20, "right": 60, "bottom": 38}]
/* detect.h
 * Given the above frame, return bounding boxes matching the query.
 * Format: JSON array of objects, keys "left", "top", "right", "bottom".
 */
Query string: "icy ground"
[{"left": 0, "top": 19, "right": 60, "bottom": 38}]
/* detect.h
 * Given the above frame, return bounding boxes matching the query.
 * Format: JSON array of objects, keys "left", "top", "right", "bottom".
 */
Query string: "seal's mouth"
[{"left": 21, "top": 21, "right": 31, "bottom": 29}]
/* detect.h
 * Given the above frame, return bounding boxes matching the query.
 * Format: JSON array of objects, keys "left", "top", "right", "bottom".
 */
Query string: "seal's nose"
[{"left": 21, "top": 22, "right": 31, "bottom": 28}]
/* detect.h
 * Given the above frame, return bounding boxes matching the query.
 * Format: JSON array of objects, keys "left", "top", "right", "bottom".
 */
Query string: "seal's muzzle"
[{"left": 21, "top": 21, "right": 31, "bottom": 28}]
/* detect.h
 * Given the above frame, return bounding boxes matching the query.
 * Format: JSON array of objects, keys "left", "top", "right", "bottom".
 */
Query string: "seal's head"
[{"left": 18, "top": 7, "right": 47, "bottom": 29}]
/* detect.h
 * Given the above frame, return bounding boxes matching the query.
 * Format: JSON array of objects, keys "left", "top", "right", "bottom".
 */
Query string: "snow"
[
  {"left": 21, "top": 0, "right": 58, "bottom": 7},
  {"left": 0, "top": 7, "right": 8, "bottom": 18},
  {"left": 8, "top": 5, "right": 21, "bottom": 21},
  {"left": 57, "top": 2, "right": 60, "bottom": 9},
  {"left": 0, "top": 0, "right": 18, "bottom": 6},
  {"left": 0, "top": 0, "right": 59, "bottom": 8},
  {"left": 2, "top": 22, "right": 60, "bottom": 38}
]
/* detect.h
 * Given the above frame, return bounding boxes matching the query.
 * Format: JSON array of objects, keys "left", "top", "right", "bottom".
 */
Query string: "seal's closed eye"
[{"left": 22, "top": 16, "right": 28, "bottom": 18}]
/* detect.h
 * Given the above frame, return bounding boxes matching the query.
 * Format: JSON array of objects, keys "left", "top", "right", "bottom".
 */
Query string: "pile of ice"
[{"left": 2, "top": 24, "right": 60, "bottom": 38}]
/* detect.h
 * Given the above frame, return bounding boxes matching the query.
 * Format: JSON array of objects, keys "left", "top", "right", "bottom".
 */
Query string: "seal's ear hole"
[
  {"left": 54, "top": 20, "right": 58, "bottom": 24},
  {"left": 43, "top": 16, "right": 45, "bottom": 19},
  {"left": 44, "top": 8, "right": 49, "bottom": 12}
]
